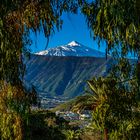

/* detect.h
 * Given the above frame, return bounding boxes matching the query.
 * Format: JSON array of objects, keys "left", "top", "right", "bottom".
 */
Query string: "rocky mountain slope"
[{"left": 24, "top": 55, "right": 111, "bottom": 98}]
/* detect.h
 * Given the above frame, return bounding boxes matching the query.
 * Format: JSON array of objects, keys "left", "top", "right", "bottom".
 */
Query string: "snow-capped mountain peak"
[
  {"left": 35, "top": 41, "right": 105, "bottom": 57},
  {"left": 67, "top": 41, "right": 81, "bottom": 47}
]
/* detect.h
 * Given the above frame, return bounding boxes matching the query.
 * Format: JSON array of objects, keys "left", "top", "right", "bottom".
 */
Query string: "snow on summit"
[
  {"left": 35, "top": 41, "right": 105, "bottom": 57},
  {"left": 67, "top": 41, "right": 81, "bottom": 46}
]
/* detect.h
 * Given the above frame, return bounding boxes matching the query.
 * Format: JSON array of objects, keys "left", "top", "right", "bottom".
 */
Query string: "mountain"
[
  {"left": 23, "top": 41, "right": 112, "bottom": 99},
  {"left": 35, "top": 41, "right": 105, "bottom": 57},
  {"left": 24, "top": 55, "right": 112, "bottom": 99}
]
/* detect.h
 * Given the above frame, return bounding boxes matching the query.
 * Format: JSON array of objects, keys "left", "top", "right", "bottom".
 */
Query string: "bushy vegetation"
[
  {"left": 87, "top": 76, "right": 140, "bottom": 140},
  {"left": 0, "top": 82, "right": 29, "bottom": 140},
  {"left": 29, "top": 110, "right": 83, "bottom": 140},
  {"left": 27, "top": 109, "right": 104, "bottom": 140}
]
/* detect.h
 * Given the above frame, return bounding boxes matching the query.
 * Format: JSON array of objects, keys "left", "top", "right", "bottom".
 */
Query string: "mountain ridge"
[{"left": 35, "top": 41, "right": 105, "bottom": 57}]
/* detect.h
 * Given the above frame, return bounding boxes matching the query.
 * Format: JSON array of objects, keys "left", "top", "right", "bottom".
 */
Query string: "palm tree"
[
  {"left": 72, "top": 75, "right": 139, "bottom": 140},
  {"left": 87, "top": 77, "right": 111, "bottom": 140},
  {"left": 72, "top": 77, "right": 110, "bottom": 112},
  {"left": 72, "top": 77, "right": 112, "bottom": 140}
]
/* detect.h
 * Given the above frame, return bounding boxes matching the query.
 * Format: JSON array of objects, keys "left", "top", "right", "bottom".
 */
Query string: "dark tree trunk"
[{"left": 104, "top": 128, "right": 108, "bottom": 140}]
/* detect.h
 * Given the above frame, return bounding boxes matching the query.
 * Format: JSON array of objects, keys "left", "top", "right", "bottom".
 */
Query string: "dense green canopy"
[
  {"left": 82, "top": 0, "right": 140, "bottom": 56},
  {"left": 81, "top": 1, "right": 140, "bottom": 139}
]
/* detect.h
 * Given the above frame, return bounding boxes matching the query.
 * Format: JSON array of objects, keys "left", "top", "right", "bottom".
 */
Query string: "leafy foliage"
[
  {"left": 80, "top": 2, "right": 140, "bottom": 139},
  {"left": 29, "top": 110, "right": 82, "bottom": 140},
  {"left": 0, "top": 0, "right": 86, "bottom": 139},
  {"left": 69, "top": 75, "right": 138, "bottom": 139},
  {"left": 82, "top": 0, "right": 140, "bottom": 56},
  {"left": 0, "top": 81, "right": 29, "bottom": 140}
]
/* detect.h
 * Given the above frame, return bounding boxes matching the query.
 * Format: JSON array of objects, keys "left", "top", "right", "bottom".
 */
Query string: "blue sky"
[{"left": 30, "top": 12, "right": 106, "bottom": 53}]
